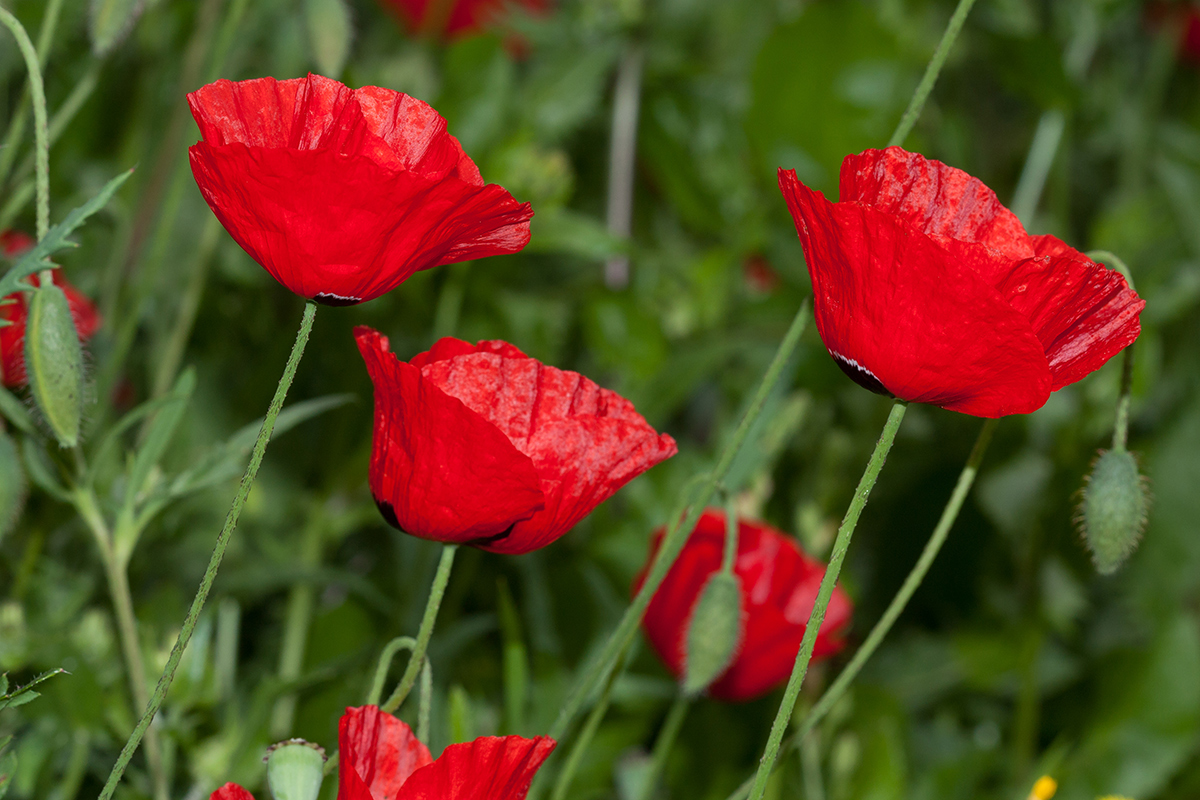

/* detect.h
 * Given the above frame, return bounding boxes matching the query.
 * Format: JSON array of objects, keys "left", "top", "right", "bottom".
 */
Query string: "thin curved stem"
[
  {"left": 367, "top": 636, "right": 418, "bottom": 707},
  {"left": 382, "top": 544, "right": 458, "bottom": 713},
  {"left": 888, "top": 0, "right": 979, "bottom": 148},
  {"left": 547, "top": 300, "right": 810, "bottom": 743},
  {"left": 635, "top": 693, "right": 691, "bottom": 800},
  {"left": 0, "top": 7, "right": 50, "bottom": 240},
  {"left": 747, "top": 401, "right": 908, "bottom": 800},
  {"left": 98, "top": 300, "right": 318, "bottom": 800}
]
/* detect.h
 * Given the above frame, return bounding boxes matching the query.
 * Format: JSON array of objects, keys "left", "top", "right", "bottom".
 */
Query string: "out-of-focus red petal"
[
  {"left": 636, "top": 510, "right": 852, "bottom": 702},
  {"left": 996, "top": 255, "right": 1144, "bottom": 391},
  {"left": 840, "top": 147, "right": 1034, "bottom": 261},
  {"left": 355, "top": 327, "right": 545, "bottom": 543},
  {"left": 779, "top": 169, "right": 1051, "bottom": 418},
  {"left": 419, "top": 352, "right": 677, "bottom": 553},
  {"left": 396, "top": 736, "right": 556, "bottom": 800},
  {"left": 0, "top": 230, "right": 34, "bottom": 258},
  {"left": 189, "top": 143, "right": 532, "bottom": 303},
  {"left": 0, "top": 270, "right": 100, "bottom": 388},
  {"left": 210, "top": 784, "right": 256, "bottom": 800},
  {"left": 339, "top": 705, "right": 434, "bottom": 800}
]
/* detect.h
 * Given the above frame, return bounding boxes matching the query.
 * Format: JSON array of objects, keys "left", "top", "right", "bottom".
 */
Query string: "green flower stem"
[
  {"left": 98, "top": 299, "right": 318, "bottom": 800},
  {"left": 367, "top": 636, "right": 418, "bottom": 706},
  {"left": 549, "top": 647, "right": 632, "bottom": 800},
  {"left": 635, "top": 693, "right": 691, "bottom": 800},
  {"left": 417, "top": 659, "right": 433, "bottom": 744},
  {"left": 548, "top": 300, "right": 810, "bottom": 743},
  {"left": 0, "top": 0, "right": 63, "bottom": 188},
  {"left": 0, "top": 7, "right": 50, "bottom": 241},
  {"left": 270, "top": 510, "right": 326, "bottom": 738},
  {"left": 721, "top": 491, "right": 738, "bottom": 575},
  {"left": 887, "top": 0, "right": 979, "bottom": 148},
  {"left": 381, "top": 543, "right": 459, "bottom": 713},
  {"left": 1086, "top": 251, "right": 1138, "bottom": 452},
  {"left": 747, "top": 400, "right": 908, "bottom": 800}
]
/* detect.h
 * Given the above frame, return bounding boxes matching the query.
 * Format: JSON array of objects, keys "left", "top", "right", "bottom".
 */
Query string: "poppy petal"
[
  {"left": 210, "top": 784, "right": 255, "bottom": 800},
  {"left": 419, "top": 353, "right": 678, "bottom": 553},
  {"left": 355, "top": 327, "right": 545, "bottom": 542},
  {"left": 840, "top": 147, "right": 1034, "bottom": 261},
  {"left": 780, "top": 168, "right": 1052, "bottom": 418},
  {"left": 996, "top": 255, "right": 1144, "bottom": 391},
  {"left": 339, "top": 705, "right": 434, "bottom": 800},
  {"left": 396, "top": 736, "right": 556, "bottom": 800}
]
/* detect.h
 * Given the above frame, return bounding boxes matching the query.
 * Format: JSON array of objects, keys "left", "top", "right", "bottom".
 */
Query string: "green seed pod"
[
  {"left": 0, "top": 431, "right": 27, "bottom": 543},
  {"left": 1078, "top": 449, "right": 1150, "bottom": 575},
  {"left": 265, "top": 739, "right": 326, "bottom": 800},
  {"left": 682, "top": 571, "right": 744, "bottom": 696},
  {"left": 24, "top": 281, "right": 84, "bottom": 449}
]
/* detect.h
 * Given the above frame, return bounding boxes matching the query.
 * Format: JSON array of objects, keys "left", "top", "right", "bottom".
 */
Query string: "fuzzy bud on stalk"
[
  {"left": 1079, "top": 449, "right": 1149, "bottom": 575},
  {"left": 265, "top": 739, "right": 326, "bottom": 800},
  {"left": 24, "top": 281, "right": 84, "bottom": 448},
  {"left": 682, "top": 571, "right": 744, "bottom": 696},
  {"left": 0, "top": 431, "right": 27, "bottom": 542}
]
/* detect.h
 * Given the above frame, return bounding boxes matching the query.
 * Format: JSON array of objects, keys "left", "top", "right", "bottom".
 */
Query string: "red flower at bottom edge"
[
  {"left": 211, "top": 705, "right": 555, "bottom": 800},
  {"left": 1, "top": 231, "right": 101, "bottom": 388},
  {"left": 635, "top": 509, "right": 852, "bottom": 702}
]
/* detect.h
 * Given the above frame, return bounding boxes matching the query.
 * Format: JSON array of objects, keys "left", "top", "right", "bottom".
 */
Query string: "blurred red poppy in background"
[
  {"left": 355, "top": 327, "right": 677, "bottom": 554},
  {"left": 211, "top": 705, "right": 554, "bottom": 800},
  {"left": 635, "top": 509, "right": 852, "bottom": 702},
  {"left": 380, "top": 0, "right": 550, "bottom": 39},
  {"left": 188, "top": 74, "right": 532, "bottom": 306},
  {"left": 1145, "top": 2, "right": 1200, "bottom": 64},
  {"left": 0, "top": 231, "right": 101, "bottom": 388},
  {"left": 779, "top": 147, "right": 1144, "bottom": 418}
]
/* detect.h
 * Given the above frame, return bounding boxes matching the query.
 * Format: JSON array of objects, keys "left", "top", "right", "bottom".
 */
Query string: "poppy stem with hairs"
[
  {"left": 382, "top": 543, "right": 459, "bottom": 713},
  {"left": 98, "top": 299, "right": 319, "bottom": 800},
  {"left": 546, "top": 300, "right": 810, "bottom": 744},
  {"left": 0, "top": 7, "right": 49, "bottom": 243},
  {"left": 746, "top": 400, "right": 907, "bottom": 800},
  {"left": 888, "top": 0, "right": 979, "bottom": 148}
]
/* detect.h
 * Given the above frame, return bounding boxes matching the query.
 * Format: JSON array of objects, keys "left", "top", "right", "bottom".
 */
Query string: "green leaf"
[
  {"left": 0, "top": 675, "right": 8, "bottom": 697},
  {"left": 0, "top": 432, "right": 27, "bottom": 543},
  {"left": 0, "top": 668, "right": 65, "bottom": 712},
  {"left": 0, "top": 169, "right": 133, "bottom": 301},
  {"left": 89, "top": 0, "right": 147, "bottom": 56},
  {"left": 305, "top": 0, "right": 353, "bottom": 77},
  {"left": 83, "top": 391, "right": 185, "bottom": 489},
  {"left": 122, "top": 368, "right": 195, "bottom": 513},
  {"left": 19, "top": 435, "right": 69, "bottom": 503},
  {"left": 0, "top": 387, "right": 33, "bottom": 435},
  {"left": 0, "top": 749, "right": 14, "bottom": 800},
  {"left": 526, "top": 208, "right": 627, "bottom": 261}
]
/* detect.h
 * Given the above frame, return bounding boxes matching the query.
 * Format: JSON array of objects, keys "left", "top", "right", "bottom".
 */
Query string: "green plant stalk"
[
  {"left": 270, "top": 512, "right": 325, "bottom": 738},
  {"left": 367, "top": 636, "right": 418, "bottom": 706},
  {"left": 722, "top": 491, "right": 738, "bottom": 574},
  {"left": 382, "top": 544, "right": 459, "bottom": 713},
  {"left": 1085, "top": 251, "right": 1138, "bottom": 453},
  {"left": 635, "top": 693, "right": 691, "bottom": 800},
  {"left": 799, "top": 727, "right": 824, "bottom": 800},
  {"left": 887, "top": 0, "right": 979, "bottom": 148},
  {"left": 547, "top": 300, "right": 810, "bottom": 742},
  {"left": 0, "top": 0, "right": 63, "bottom": 188},
  {"left": 98, "top": 300, "right": 318, "bottom": 800},
  {"left": 0, "top": 7, "right": 50, "bottom": 242},
  {"left": 549, "top": 647, "right": 632, "bottom": 800},
  {"left": 417, "top": 659, "right": 433, "bottom": 744},
  {"left": 746, "top": 401, "right": 907, "bottom": 800}
]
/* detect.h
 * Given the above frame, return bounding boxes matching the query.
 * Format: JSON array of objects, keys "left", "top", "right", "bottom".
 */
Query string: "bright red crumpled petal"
[
  {"left": 209, "top": 783, "right": 256, "bottom": 800},
  {"left": 395, "top": 736, "right": 556, "bottom": 800},
  {"left": 339, "top": 705, "right": 434, "bottom": 800},
  {"left": 355, "top": 327, "right": 545, "bottom": 544},
  {"left": 187, "top": 75, "right": 532, "bottom": 305},
  {"left": 780, "top": 169, "right": 1052, "bottom": 418},
  {"left": 635, "top": 509, "right": 852, "bottom": 702},
  {"left": 1, "top": 266, "right": 101, "bottom": 389},
  {"left": 417, "top": 339, "right": 678, "bottom": 554}
]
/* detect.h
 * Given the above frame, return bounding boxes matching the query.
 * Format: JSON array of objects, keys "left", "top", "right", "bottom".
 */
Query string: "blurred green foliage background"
[{"left": 2, "top": 0, "right": 1200, "bottom": 798}]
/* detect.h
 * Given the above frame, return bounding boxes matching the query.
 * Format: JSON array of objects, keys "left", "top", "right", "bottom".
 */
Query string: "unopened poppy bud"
[
  {"left": 0, "top": 431, "right": 26, "bottom": 541},
  {"left": 265, "top": 739, "right": 326, "bottom": 800},
  {"left": 682, "top": 571, "right": 744, "bottom": 696},
  {"left": 24, "top": 281, "right": 84, "bottom": 448},
  {"left": 1079, "top": 449, "right": 1149, "bottom": 575}
]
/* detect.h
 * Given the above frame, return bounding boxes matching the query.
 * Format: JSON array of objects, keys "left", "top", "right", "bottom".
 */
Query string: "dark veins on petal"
[{"left": 831, "top": 351, "right": 893, "bottom": 397}]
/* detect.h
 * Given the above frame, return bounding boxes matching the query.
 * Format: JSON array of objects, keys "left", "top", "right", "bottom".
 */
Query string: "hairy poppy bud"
[
  {"left": 24, "top": 281, "right": 84, "bottom": 448},
  {"left": 265, "top": 739, "right": 325, "bottom": 800},
  {"left": 1079, "top": 449, "right": 1149, "bottom": 575},
  {"left": 682, "top": 571, "right": 744, "bottom": 696},
  {"left": 0, "top": 431, "right": 26, "bottom": 541}
]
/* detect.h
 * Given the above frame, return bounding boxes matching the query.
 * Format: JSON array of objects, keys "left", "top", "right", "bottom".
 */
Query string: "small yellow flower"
[{"left": 1029, "top": 776, "right": 1058, "bottom": 800}]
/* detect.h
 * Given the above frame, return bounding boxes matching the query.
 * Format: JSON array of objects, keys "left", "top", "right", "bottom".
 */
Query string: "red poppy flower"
[
  {"left": 779, "top": 147, "right": 1144, "bottom": 418},
  {"left": 379, "top": 0, "right": 550, "bottom": 39},
  {"left": 210, "top": 705, "right": 555, "bottom": 800},
  {"left": 635, "top": 509, "right": 852, "bottom": 702},
  {"left": 355, "top": 327, "right": 677, "bottom": 554},
  {"left": 187, "top": 74, "right": 532, "bottom": 305},
  {"left": 0, "top": 231, "right": 101, "bottom": 388}
]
